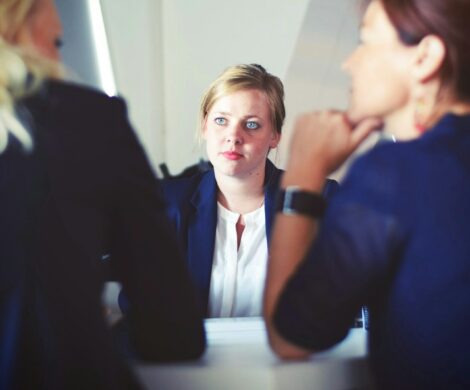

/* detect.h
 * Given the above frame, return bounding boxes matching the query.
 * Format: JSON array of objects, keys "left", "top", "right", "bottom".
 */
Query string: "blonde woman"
[
  {"left": 0, "top": 1, "right": 204, "bottom": 389},
  {"left": 161, "top": 64, "right": 338, "bottom": 317}
]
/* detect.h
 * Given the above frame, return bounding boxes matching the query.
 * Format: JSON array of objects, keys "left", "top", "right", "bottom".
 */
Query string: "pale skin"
[
  {"left": 203, "top": 88, "right": 280, "bottom": 248},
  {"left": 264, "top": 0, "right": 470, "bottom": 359},
  {"left": 14, "top": 0, "right": 63, "bottom": 61}
]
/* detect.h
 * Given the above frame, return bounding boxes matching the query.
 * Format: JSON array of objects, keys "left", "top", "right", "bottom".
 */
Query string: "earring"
[{"left": 414, "top": 99, "right": 428, "bottom": 134}]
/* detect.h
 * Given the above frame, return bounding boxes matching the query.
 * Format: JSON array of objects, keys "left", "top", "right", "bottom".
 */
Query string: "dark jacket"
[
  {"left": 161, "top": 160, "right": 338, "bottom": 314},
  {"left": 0, "top": 80, "right": 205, "bottom": 390},
  {"left": 274, "top": 113, "right": 470, "bottom": 389}
]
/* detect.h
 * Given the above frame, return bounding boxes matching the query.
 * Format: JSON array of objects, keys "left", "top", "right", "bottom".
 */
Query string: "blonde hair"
[
  {"left": 198, "top": 64, "right": 285, "bottom": 140},
  {"left": 0, "top": 0, "right": 63, "bottom": 153}
]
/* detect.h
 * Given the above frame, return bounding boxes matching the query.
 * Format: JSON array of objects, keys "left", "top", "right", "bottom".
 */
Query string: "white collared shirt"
[{"left": 208, "top": 202, "right": 268, "bottom": 317}]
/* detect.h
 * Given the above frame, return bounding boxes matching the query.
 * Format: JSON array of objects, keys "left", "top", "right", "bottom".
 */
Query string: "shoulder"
[
  {"left": 333, "top": 141, "right": 417, "bottom": 213},
  {"left": 161, "top": 170, "right": 214, "bottom": 206},
  {"left": 47, "top": 79, "right": 124, "bottom": 107},
  {"left": 265, "top": 159, "right": 283, "bottom": 186},
  {"left": 25, "top": 79, "right": 128, "bottom": 122},
  {"left": 348, "top": 140, "right": 416, "bottom": 185},
  {"left": 22, "top": 80, "right": 135, "bottom": 145}
]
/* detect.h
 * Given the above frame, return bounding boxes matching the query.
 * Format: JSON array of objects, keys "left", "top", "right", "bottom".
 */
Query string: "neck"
[
  {"left": 383, "top": 103, "right": 417, "bottom": 140},
  {"left": 215, "top": 168, "right": 266, "bottom": 215},
  {"left": 387, "top": 81, "right": 470, "bottom": 138}
]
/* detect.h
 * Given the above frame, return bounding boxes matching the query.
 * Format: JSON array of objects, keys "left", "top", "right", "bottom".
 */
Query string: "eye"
[
  {"left": 214, "top": 117, "right": 226, "bottom": 125},
  {"left": 54, "top": 37, "right": 63, "bottom": 49},
  {"left": 246, "top": 121, "right": 259, "bottom": 130}
]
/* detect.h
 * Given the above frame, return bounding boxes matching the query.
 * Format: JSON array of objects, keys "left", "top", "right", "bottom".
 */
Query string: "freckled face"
[
  {"left": 203, "top": 89, "right": 280, "bottom": 180},
  {"left": 343, "top": 1, "right": 414, "bottom": 125}
]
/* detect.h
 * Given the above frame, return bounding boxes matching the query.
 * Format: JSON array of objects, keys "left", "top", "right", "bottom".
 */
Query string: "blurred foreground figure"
[
  {"left": 265, "top": 0, "right": 470, "bottom": 388},
  {"left": 0, "top": 0, "right": 205, "bottom": 389}
]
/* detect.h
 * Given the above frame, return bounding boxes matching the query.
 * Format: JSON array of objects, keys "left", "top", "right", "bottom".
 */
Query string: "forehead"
[
  {"left": 209, "top": 89, "right": 270, "bottom": 115},
  {"left": 361, "top": 1, "right": 396, "bottom": 37}
]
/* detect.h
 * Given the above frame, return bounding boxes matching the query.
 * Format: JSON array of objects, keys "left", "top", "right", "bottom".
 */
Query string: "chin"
[
  {"left": 347, "top": 105, "right": 383, "bottom": 127},
  {"left": 213, "top": 163, "right": 241, "bottom": 177},
  {"left": 346, "top": 107, "right": 365, "bottom": 126}
]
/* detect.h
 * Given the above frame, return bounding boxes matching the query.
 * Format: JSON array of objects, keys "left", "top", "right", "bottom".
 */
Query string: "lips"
[{"left": 221, "top": 151, "right": 243, "bottom": 160}]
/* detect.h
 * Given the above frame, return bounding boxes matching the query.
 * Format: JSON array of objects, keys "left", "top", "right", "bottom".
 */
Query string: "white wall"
[
  {"left": 280, "top": 0, "right": 380, "bottom": 179},
  {"left": 100, "top": 0, "right": 309, "bottom": 175},
  {"left": 100, "top": 0, "right": 165, "bottom": 172},
  {"left": 99, "top": 0, "right": 373, "bottom": 178},
  {"left": 280, "top": 0, "right": 360, "bottom": 166},
  {"left": 160, "top": 0, "right": 310, "bottom": 175}
]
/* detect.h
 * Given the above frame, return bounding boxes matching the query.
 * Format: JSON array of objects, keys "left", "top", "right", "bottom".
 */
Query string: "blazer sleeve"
[{"left": 105, "top": 97, "right": 205, "bottom": 361}]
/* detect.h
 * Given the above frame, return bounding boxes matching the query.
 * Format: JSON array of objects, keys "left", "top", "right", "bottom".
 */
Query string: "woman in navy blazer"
[
  {"left": 265, "top": 0, "right": 470, "bottom": 387},
  {"left": 161, "top": 64, "right": 338, "bottom": 317}
]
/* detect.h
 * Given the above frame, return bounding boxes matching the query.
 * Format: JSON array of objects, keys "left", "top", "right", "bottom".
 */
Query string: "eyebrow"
[{"left": 213, "top": 111, "right": 262, "bottom": 119}]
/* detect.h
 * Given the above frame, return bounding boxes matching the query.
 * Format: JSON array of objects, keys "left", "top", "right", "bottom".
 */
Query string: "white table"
[{"left": 136, "top": 317, "right": 373, "bottom": 390}]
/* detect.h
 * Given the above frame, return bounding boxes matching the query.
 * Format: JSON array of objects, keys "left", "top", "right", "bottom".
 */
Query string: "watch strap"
[{"left": 276, "top": 186, "right": 326, "bottom": 218}]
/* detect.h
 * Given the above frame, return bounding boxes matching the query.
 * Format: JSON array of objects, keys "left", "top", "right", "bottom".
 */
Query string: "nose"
[{"left": 225, "top": 122, "right": 243, "bottom": 145}]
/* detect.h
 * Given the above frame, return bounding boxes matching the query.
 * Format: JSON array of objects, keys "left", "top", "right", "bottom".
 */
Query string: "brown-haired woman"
[{"left": 265, "top": 0, "right": 470, "bottom": 388}]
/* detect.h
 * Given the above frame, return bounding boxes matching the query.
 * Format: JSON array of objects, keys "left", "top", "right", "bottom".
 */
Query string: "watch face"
[{"left": 280, "top": 186, "right": 298, "bottom": 215}]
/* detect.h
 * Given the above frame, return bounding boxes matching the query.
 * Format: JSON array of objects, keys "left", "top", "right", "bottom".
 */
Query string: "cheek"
[
  {"left": 30, "top": 29, "right": 58, "bottom": 60},
  {"left": 251, "top": 137, "right": 276, "bottom": 156},
  {"left": 203, "top": 127, "right": 223, "bottom": 145},
  {"left": 204, "top": 140, "right": 216, "bottom": 164},
  {"left": 349, "top": 51, "right": 411, "bottom": 120},
  {"left": 376, "top": 56, "right": 411, "bottom": 109},
  {"left": 203, "top": 129, "right": 220, "bottom": 157}
]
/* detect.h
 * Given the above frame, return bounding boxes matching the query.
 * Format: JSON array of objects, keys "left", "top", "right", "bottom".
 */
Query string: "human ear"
[
  {"left": 269, "top": 131, "right": 281, "bottom": 148},
  {"left": 412, "top": 35, "right": 446, "bottom": 83}
]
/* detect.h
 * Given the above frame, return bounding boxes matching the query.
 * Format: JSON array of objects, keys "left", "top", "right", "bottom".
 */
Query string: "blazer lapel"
[
  {"left": 188, "top": 171, "right": 218, "bottom": 314},
  {"left": 264, "top": 160, "right": 282, "bottom": 245}
]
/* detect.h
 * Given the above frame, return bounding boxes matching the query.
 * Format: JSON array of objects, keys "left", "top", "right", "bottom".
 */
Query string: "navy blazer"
[
  {"left": 0, "top": 81, "right": 205, "bottom": 390},
  {"left": 162, "top": 159, "right": 338, "bottom": 314},
  {"left": 274, "top": 114, "right": 470, "bottom": 388}
]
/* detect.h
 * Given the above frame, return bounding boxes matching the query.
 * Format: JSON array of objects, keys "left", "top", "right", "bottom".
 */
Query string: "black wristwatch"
[{"left": 276, "top": 186, "right": 326, "bottom": 218}]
